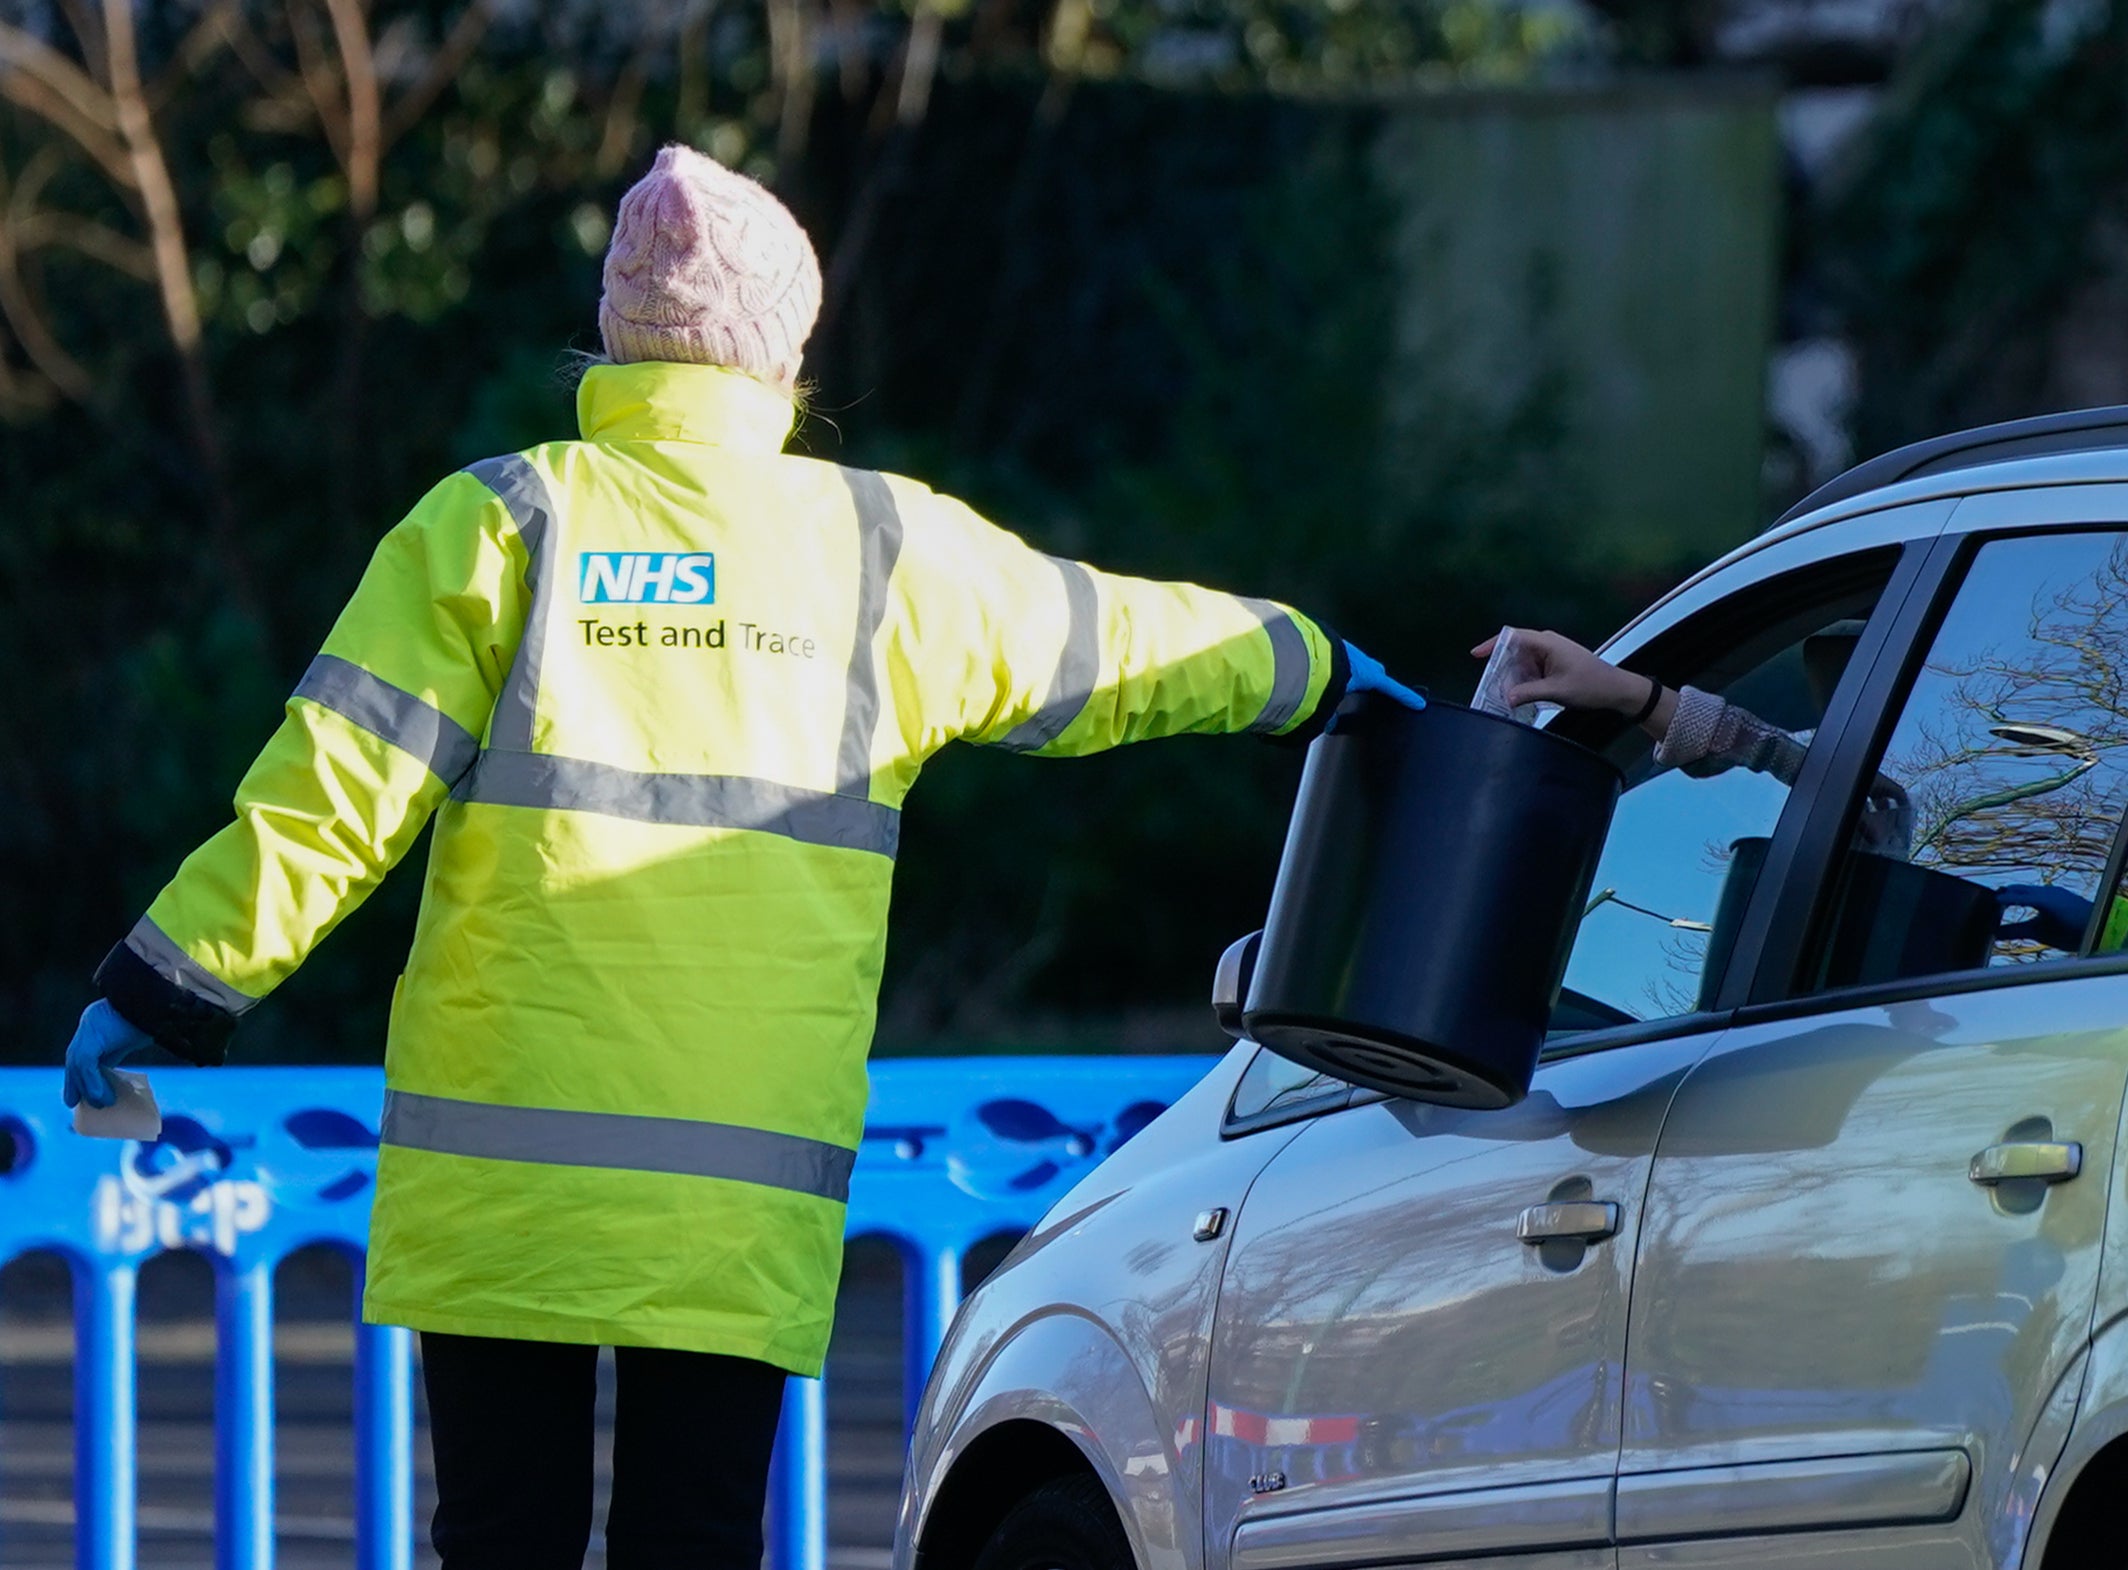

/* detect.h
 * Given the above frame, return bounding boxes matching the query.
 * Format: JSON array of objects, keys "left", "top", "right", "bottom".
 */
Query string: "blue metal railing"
[{"left": 0, "top": 1057, "right": 1214, "bottom": 1570}]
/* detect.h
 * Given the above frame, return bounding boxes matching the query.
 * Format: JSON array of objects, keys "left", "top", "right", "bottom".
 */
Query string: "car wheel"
[{"left": 972, "top": 1475, "right": 1133, "bottom": 1570}]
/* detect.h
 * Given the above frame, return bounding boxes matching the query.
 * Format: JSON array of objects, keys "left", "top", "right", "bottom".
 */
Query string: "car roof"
[
  {"left": 1617, "top": 405, "right": 2128, "bottom": 644},
  {"left": 1771, "top": 404, "right": 2128, "bottom": 528}
]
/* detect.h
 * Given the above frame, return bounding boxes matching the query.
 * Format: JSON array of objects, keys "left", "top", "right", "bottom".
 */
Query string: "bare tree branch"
[
  {"left": 8, "top": 140, "right": 70, "bottom": 216},
  {"left": 102, "top": 0, "right": 204, "bottom": 356},
  {"left": 54, "top": 0, "right": 107, "bottom": 85},
  {"left": 379, "top": 0, "right": 493, "bottom": 150},
  {"left": 0, "top": 23, "right": 132, "bottom": 183},
  {"left": 6, "top": 142, "right": 152, "bottom": 277},
  {"left": 17, "top": 210, "right": 154, "bottom": 276},
  {"left": 767, "top": 0, "right": 815, "bottom": 162},
  {"left": 214, "top": 3, "right": 306, "bottom": 100},
  {"left": 679, "top": 5, "right": 711, "bottom": 125},
  {"left": 0, "top": 159, "right": 93, "bottom": 400},
  {"left": 286, "top": 0, "right": 351, "bottom": 165},
  {"left": 827, "top": 0, "right": 867, "bottom": 102},
  {"left": 319, "top": 0, "right": 380, "bottom": 217},
  {"left": 896, "top": 2, "right": 943, "bottom": 126},
  {"left": 597, "top": 42, "right": 652, "bottom": 178},
  {"left": 0, "top": 336, "right": 58, "bottom": 415},
  {"left": 151, "top": 0, "right": 245, "bottom": 111},
  {"left": 0, "top": 22, "right": 117, "bottom": 129},
  {"left": 0, "top": 264, "right": 92, "bottom": 399},
  {"left": 93, "top": 0, "right": 243, "bottom": 567}
]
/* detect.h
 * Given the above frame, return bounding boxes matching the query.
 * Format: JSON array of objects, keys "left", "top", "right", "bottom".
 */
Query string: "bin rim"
[{"left": 1328, "top": 692, "right": 1627, "bottom": 784}]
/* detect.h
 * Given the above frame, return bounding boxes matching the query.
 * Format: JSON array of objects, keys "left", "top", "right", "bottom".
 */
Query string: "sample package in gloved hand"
[
  {"left": 73, "top": 1067, "right": 162, "bottom": 1141},
  {"left": 1471, "top": 627, "right": 1544, "bottom": 725}
]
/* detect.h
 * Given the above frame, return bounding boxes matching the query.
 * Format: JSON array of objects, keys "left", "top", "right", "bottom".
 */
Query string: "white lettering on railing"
[{"left": 93, "top": 1175, "right": 273, "bottom": 1256}]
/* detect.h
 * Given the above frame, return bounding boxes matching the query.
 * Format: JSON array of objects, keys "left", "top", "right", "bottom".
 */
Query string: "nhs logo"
[{"left": 579, "top": 551, "right": 716, "bottom": 605}]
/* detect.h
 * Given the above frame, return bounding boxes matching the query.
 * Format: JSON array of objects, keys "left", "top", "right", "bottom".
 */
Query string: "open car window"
[{"left": 1543, "top": 552, "right": 1897, "bottom": 1037}]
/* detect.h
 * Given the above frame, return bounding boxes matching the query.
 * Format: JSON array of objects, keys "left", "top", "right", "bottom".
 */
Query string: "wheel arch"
[
  {"left": 2026, "top": 1328, "right": 2128, "bottom": 1566},
  {"left": 915, "top": 1419, "right": 1121, "bottom": 1570},
  {"left": 904, "top": 1309, "right": 1191, "bottom": 1570},
  {"left": 2031, "top": 1427, "right": 2128, "bottom": 1568}
]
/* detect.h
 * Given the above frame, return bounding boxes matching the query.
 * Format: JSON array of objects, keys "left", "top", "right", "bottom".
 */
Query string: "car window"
[
  {"left": 1807, "top": 530, "right": 2128, "bottom": 992},
  {"left": 1224, "top": 1047, "right": 1347, "bottom": 1133},
  {"left": 1550, "top": 560, "right": 1895, "bottom": 1031}
]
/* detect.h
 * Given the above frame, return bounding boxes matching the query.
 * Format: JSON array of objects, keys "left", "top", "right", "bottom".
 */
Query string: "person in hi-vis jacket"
[{"left": 61, "top": 146, "right": 1422, "bottom": 1569}]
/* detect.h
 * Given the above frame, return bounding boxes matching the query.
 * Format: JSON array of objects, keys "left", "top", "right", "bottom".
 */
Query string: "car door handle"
[
  {"left": 1517, "top": 1200, "right": 1621, "bottom": 1244},
  {"left": 1968, "top": 1141, "right": 2082, "bottom": 1185}
]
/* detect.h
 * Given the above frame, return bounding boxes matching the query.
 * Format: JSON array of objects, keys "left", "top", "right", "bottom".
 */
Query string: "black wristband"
[
  {"left": 92, "top": 941, "right": 237, "bottom": 1066},
  {"left": 1628, "top": 675, "right": 1664, "bottom": 727}
]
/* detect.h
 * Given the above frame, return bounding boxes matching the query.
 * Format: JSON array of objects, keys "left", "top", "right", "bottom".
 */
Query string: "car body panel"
[
  {"left": 1987, "top": 1347, "right": 2084, "bottom": 1570},
  {"left": 1201, "top": 1035, "right": 1710, "bottom": 1570},
  {"left": 898, "top": 1046, "right": 1295, "bottom": 1570},
  {"left": 1614, "top": 1448, "right": 1971, "bottom": 1539},
  {"left": 2018, "top": 1009, "right": 2128, "bottom": 1566},
  {"left": 1619, "top": 974, "right": 2128, "bottom": 1567},
  {"left": 1942, "top": 479, "right": 2128, "bottom": 537},
  {"left": 921, "top": 1317, "right": 1179, "bottom": 1570},
  {"left": 900, "top": 456, "right": 2128, "bottom": 1570},
  {"left": 1230, "top": 1479, "right": 1612, "bottom": 1570},
  {"left": 1615, "top": 1525, "right": 1965, "bottom": 1570}
]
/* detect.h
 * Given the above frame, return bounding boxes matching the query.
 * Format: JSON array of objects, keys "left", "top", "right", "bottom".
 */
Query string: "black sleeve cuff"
[
  {"left": 1266, "top": 620, "right": 1351, "bottom": 748},
  {"left": 93, "top": 941, "right": 236, "bottom": 1067}
]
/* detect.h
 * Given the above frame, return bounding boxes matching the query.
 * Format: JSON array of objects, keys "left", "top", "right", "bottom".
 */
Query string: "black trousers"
[{"left": 421, "top": 1331, "right": 787, "bottom": 1570}]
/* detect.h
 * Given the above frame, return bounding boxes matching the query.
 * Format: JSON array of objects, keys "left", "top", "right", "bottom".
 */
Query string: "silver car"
[{"left": 894, "top": 407, "right": 2128, "bottom": 1570}]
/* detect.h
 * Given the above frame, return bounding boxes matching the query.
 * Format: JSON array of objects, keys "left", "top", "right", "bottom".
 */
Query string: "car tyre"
[{"left": 972, "top": 1475, "right": 1133, "bottom": 1570}]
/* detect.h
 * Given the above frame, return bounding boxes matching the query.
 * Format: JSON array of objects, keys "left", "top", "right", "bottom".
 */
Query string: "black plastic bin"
[
  {"left": 1695, "top": 835, "right": 2002, "bottom": 1007},
  {"left": 1242, "top": 694, "right": 1621, "bottom": 1108},
  {"left": 1818, "top": 849, "right": 2002, "bottom": 988}
]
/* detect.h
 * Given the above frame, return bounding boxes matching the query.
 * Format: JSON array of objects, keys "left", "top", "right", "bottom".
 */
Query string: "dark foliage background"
[{"left": 4, "top": 0, "right": 2118, "bottom": 1062}]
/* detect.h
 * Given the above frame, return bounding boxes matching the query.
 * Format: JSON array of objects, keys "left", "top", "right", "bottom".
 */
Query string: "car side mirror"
[{"left": 1212, "top": 931, "right": 1262, "bottom": 1040}]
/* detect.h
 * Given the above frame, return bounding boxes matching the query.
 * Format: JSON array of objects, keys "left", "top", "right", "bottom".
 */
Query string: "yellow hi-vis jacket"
[{"left": 94, "top": 360, "right": 1346, "bottom": 1373}]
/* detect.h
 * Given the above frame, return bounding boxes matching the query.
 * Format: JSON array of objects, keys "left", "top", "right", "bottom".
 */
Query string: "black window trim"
[
  {"left": 1230, "top": 1007, "right": 1746, "bottom": 1126},
  {"left": 2083, "top": 784, "right": 2128, "bottom": 957},
  {"left": 1721, "top": 533, "right": 1966, "bottom": 1009},
  {"left": 1730, "top": 948, "right": 2128, "bottom": 1030},
  {"left": 1540, "top": 1009, "right": 1735, "bottom": 1063}
]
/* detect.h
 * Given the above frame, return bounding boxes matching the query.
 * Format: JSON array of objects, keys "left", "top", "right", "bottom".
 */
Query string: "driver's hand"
[{"left": 1472, "top": 629, "right": 1648, "bottom": 715}]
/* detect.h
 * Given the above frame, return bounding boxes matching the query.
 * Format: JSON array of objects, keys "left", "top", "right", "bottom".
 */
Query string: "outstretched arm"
[
  {"left": 88, "top": 470, "right": 530, "bottom": 1069},
  {"left": 903, "top": 485, "right": 1361, "bottom": 754},
  {"left": 1473, "top": 628, "right": 1807, "bottom": 778}
]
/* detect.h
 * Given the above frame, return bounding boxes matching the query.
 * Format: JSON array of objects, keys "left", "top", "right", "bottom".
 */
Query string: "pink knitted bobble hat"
[{"left": 598, "top": 145, "right": 822, "bottom": 392}]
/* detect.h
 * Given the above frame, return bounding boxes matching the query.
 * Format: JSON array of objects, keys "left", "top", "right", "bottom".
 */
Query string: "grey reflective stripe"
[
  {"left": 994, "top": 557, "right": 1101, "bottom": 753},
  {"left": 382, "top": 1090, "right": 855, "bottom": 1202},
  {"left": 293, "top": 654, "right": 481, "bottom": 786},
  {"left": 466, "top": 455, "right": 559, "bottom": 753},
  {"left": 1238, "top": 598, "right": 1313, "bottom": 734},
  {"left": 460, "top": 750, "right": 900, "bottom": 858},
  {"left": 837, "top": 469, "right": 905, "bottom": 794},
  {"left": 123, "top": 917, "right": 259, "bottom": 1017}
]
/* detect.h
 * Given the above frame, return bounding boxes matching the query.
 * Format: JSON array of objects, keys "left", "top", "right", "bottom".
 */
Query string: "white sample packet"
[
  {"left": 73, "top": 1067, "right": 163, "bottom": 1141},
  {"left": 1472, "top": 627, "right": 1543, "bottom": 725}
]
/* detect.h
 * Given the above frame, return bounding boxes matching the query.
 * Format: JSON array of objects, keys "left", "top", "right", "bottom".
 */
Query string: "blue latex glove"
[
  {"left": 63, "top": 1000, "right": 154, "bottom": 1110},
  {"left": 1996, "top": 883, "right": 2093, "bottom": 952},
  {"left": 1344, "top": 642, "right": 1426, "bottom": 711}
]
